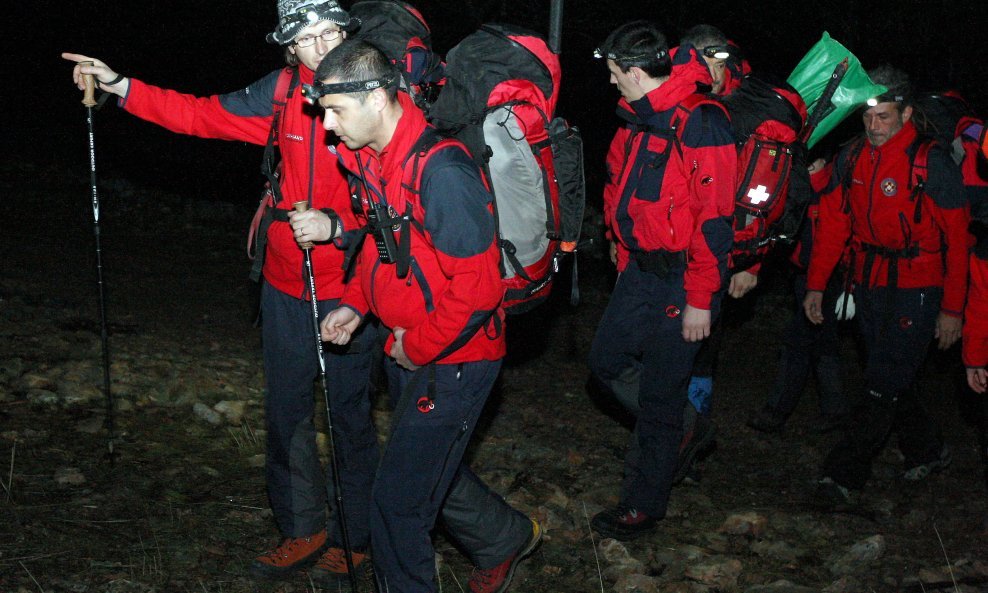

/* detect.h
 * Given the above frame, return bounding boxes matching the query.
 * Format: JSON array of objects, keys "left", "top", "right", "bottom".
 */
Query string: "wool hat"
[{"left": 267, "top": 0, "right": 356, "bottom": 46}]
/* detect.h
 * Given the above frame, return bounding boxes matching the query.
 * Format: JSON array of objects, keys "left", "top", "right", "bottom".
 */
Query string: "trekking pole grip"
[
  {"left": 292, "top": 201, "right": 314, "bottom": 249},
  {"left": 80, "top": 61, "right": 98, "bottom": 107}
]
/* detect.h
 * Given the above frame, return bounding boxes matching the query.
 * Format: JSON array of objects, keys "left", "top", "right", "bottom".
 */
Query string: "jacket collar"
[
  {"left": 377, "top": 92, "right": 427, "bottom": 175},
  {"left": 617, "top": 45, "right": 713, "bottom": 122}
]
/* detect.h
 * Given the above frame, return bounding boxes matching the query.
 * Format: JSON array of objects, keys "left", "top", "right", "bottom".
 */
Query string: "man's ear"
[
  {"left": 901, "top": 105, "right": 913, "bottom": 124},
  {"left": 627, "top": 65, "right": 643, "bottom": 85},
  {"left": 370, "top": 87, "right": 389, "bottom": 112}
]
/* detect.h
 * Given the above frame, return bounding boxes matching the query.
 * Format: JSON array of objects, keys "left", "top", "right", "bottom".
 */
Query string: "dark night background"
[
  {"left": 4, "top": 3, "right": 988, "bottom": 590},
  {"left": 18, "top": 0, "right": 988, "bottom": 210}
]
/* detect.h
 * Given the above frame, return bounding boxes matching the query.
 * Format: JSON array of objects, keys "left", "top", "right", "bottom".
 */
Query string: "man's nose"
[{"left": 323, "top": 112, "right": 336, "bottom": 131}]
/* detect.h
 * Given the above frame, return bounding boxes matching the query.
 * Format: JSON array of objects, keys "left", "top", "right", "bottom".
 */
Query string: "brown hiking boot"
[
  {"left": 309, "top": 547, "right": 369, "bottom": 589},
  {"left": 249, "top": 530, "right": 327, "bottom": 579}
]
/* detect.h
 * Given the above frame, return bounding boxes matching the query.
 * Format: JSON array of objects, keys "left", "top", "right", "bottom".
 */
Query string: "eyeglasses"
[{"left": 295, "top": 29, "right": 342, "bottom": 48}]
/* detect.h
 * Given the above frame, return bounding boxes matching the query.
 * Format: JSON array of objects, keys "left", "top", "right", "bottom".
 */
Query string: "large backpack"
[
  {"left": 349, "top": 0, "right": 444, "bottom": 108},
  {"left": 719, "top": 77, "right": 809, "bottom": 271},
  {"left": 914, "top": 92, "right": 988, "bottom": 214},
  {"left": 427, "top": 23, "right": 586, "bottom": 314}
]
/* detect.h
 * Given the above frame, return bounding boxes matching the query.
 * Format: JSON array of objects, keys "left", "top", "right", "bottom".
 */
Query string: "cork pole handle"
[
  {"left": 80, "top": 61, "right": 98, "bottom": 107},
  {"left": 293, "top": 201, "right": 314, "bottom": 250}
]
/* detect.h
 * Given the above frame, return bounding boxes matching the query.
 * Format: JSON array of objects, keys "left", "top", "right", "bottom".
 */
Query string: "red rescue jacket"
[
  {"left": 120, "top": 66, "right": 355, "bottom": 300},
  {"left": 807, "top": 122, "right": 970, "bottom": 316},
  {"left": 336, "top": 94, "right": 505, "bottom": 365},
  {"left": 602, "top": 47, "right": 737, "bottom": 309},
  {"left": 964, "top": 254, "right": 988, "bottom": 367}
]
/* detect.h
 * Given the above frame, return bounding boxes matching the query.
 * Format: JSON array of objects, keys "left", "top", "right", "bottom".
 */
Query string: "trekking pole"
[
  {"left": 80, "top": 63, "right": 117, "bottom": 465},
  {"left": 548, "top": 0, "right": 564, "bottom": 54},
  {"left": 292, "top": 201, "right": 359, "bottom": 593}
]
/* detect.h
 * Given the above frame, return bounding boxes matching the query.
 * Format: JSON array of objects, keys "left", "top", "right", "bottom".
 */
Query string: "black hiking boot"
[{"left": 591, "top": 505, "right": 658, "bottom": 540}]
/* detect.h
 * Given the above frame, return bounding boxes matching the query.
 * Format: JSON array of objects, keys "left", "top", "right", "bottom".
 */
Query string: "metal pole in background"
[
  {"left": 292, "top": 201, "right": 359, "bottom": 593},
  {"left": 80, "top": 63, "right": 117, "bottom": 465},
  {"left": 549, "top": 0, "right": 564, "bottom": 54}
]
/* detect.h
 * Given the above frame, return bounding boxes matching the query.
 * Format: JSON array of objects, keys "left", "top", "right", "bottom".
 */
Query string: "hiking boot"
[
  {"left": 249, "top": 530, "right": 327, "bottom": 579},
  {"left": 309, "top": 547, "right": 369, "bottom": 590},
  {"left": 815, "top": 477, "right": 851, "bottom": 505},
  {"left": 590, "top": 506, "right": 657, "bottom": 541},
  {"left": 904, "top": 444, "right": 952, "bottom": 481},
  {"left": 680, "top": 460, "right": 702, "bottom": 486},
  {"left": 673, "top": 416, "right": 715, "bottom": 485},
  {"left": 746, "top": 406, "right": 785, "bottom": 434},
  {"left": 468, "top": 519, "right": 542, "bottom": 593}
]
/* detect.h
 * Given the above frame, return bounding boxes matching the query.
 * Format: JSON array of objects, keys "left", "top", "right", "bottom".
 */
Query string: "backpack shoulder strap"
[
  {"left": 668, "top": 94, "right": 728, "bottom": 158},
  {"left": 908, "top": 135, "right": 936, "bottom": 224},
  {"left": 401, "top": 127, "right": 464, "bottom": 198},
  {"left": 261, "top": 67, "right": 300, "bottom": 199}
]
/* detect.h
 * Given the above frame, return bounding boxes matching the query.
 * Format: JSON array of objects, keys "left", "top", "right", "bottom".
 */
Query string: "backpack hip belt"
[
  {"left": 858, "top": 241, "right": 920, "bottom": 291},
  {"left": 633, "top": 249, "right": 687, "bottom": 277}
]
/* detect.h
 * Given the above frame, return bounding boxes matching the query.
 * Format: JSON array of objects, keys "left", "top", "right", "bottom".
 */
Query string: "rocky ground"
[{"left": 2, "top": 160, "right": 988, "bottom": 593}]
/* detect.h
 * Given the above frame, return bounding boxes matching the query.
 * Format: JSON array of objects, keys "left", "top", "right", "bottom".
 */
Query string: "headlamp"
[
  {"left": 702, "top": 45, "right": 732, "bottom": 60},
  {"left": 592, "top": 47, "right": 667, "bottom": 62},
  {"left": 283, "top": 7, "right": 323, "bottom": 28},
  {"left": 301, "top": 73, "right": 398, "bottom": 103},
  {"left": 865, "top": 94, "right": 904, "bottom": 107}
]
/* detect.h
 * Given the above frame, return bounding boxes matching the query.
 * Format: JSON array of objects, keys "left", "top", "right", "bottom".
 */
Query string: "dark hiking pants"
[
  {"left": 261, "top": 282, "right": 379, "bottom": 549},
  {"left": 822, "top": 286, "right": 944, "bottom": 490},
  {"left": 372, "top": 358, "right": 529, "bottom": 593},
  {"left": 589, "top": 261, "right": 720, "bottom": 518},
  {"left": 765, "top": 273, "right": 847, "bottom": 419}
]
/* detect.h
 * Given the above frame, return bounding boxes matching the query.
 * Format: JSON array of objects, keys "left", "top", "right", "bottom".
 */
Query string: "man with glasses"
[
  {"left": 588, "top": 21, "right": 736, "bottom": 540},
  {"left": 64, "top": 0, "right": 381, "bottom": 585}
]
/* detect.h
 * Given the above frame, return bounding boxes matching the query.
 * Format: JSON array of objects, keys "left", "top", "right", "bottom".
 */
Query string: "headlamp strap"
[{"left": 302, "top": 72, "right": 397, "bottom": 102}]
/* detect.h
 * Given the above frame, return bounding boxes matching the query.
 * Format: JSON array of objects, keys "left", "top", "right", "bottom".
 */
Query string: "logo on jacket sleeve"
[{"left": 881, "top": 177, "right": 898, "bottom": 196}]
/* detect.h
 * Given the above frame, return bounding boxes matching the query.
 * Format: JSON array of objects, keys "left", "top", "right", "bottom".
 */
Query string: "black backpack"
[
  {"left": 428, "top": 24, "right": 586, "bottom": 313},
  {"left": 349, "top": 0, "right": 444, "bottom": 107}
]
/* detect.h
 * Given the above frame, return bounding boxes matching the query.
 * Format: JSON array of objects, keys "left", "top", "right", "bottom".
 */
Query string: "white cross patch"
[{"left": 747, "top": 184, "right": 771, "bottom": 205}]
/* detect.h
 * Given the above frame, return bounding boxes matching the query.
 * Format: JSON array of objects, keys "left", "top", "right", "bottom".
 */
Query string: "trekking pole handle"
[
  {"left": 292, "top": 201, "right": 315, "bottom": 250},
  {"left": 80, "top": 61, "right": 98, "bottom": 107}
]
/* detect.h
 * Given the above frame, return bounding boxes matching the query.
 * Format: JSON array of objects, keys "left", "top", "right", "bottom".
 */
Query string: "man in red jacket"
[
  {"left": 804, "top": 65, "right": 969, "bottom": 501},
  {"left": 64, "top": 0, "right": 380, "bottom": 584},
  {"left": 588, "top": 21, "right": 736, "bottom": 540},
  {"left": 313, "top": 41, "right": 539, "bottom": 593}
]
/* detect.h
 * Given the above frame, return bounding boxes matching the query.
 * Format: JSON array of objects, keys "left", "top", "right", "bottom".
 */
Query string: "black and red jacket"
[
  {"left": 963, "top": 118, "right": 988, "bottom": 368},
  {"left": 335, "top": 93, "right": 505, "bottom": 366},
  {"left": 807, "top": 122, "right": 970, "bottom": 316},
  {"left": 602, "top": 46, "right": 737, "bottom": 309},
  {"left": 120, "top": 66, "right": 356, "bottom": 300},
  {"left": 964, "top": 254, "right": 988, "bottom": 368},
  {"left": 789, "top": 161, "right": 841, "bottom": 270}
]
